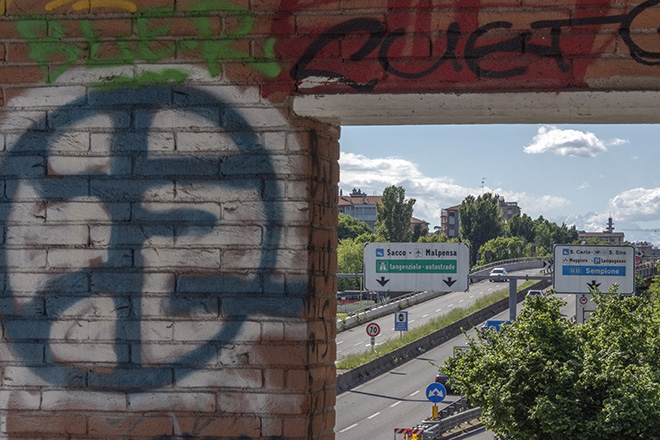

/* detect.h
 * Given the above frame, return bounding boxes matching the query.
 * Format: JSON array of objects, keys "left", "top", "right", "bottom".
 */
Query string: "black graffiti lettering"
[
  {"left": 620, "top": 0, "right": 660, "bottom": 65},
  {"left": 292, "top": 1, "right": 660, "bottom": 90},
  {"left": 378, "top": 22, "right": 462, "bottom": 79},
  {"left": 291, "top": 17, "right": 385, "bottom": 92}
]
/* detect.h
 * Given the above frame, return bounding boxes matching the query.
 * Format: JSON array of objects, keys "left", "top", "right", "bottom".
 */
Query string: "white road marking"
[
  {"left": 448, "top": 304, "right": 454, "bottom": 308},
  {"left": 409, "top": 390, "right": 420, "bottom": 397},
  {"left": 340, "top": 423, "right": 358, "bottom": 433},
  {"left": 409, "top": 320, "right": 416, "bottom": 323},
  {"left": 459, "top": 299, "right": 465, "bottom": 303},
  {"left": 337, "top": 340, "right": 344, "bottom": 345},
  {"left": 390, "top": 401, "right": 402, "bottom": 408},
  {"left": 435, "top": 308, "right": 442, "bottom": 313},
  {"left": 422, "top": 314, "right": 429, "bottom": 318},
  {"left": 368, "top": 412, "right": 381, "bottom": 420}
]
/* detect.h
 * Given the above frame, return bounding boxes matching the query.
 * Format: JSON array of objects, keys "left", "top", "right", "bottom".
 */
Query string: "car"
[
  {"left": 435, "top": 371, "right": 454, "bottom": 394},
  {"left": 488, "top": 267, "right": 508, "bottom": 282},
  {"left": 526, "top": 289, "right": 545, "bottom": 298}
]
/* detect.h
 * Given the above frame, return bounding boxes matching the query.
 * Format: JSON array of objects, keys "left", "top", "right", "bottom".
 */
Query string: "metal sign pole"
[{"left": 509, "top": 278, "right": 517, "bottom": 321}]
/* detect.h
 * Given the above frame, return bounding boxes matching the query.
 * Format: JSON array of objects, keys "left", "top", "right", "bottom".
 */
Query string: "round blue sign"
[{"left": 426, "top": 382, "right": 447, "bottom": 403}]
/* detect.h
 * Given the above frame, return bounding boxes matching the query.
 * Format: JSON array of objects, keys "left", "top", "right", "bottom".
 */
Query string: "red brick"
[
  {"left": 177, "top": 0, "right": 249, "bottom": 12},
  {"left": 0, "top": 65, "right": 46, "bottom": 84},
  {"left": 177, "top": 415, "right": 261, "bottom": 438},
  {"left": 88, "top": 415, "right": 173, "bottom": 438},
  {"left": 283, "top": 416, "right": 310, "bottom": 438},
  {"left": 253, "top": 0, "right": 340, "bottom": 12},
  {"left": 296, "top": 14, "right": 385, "bottom": 36}
]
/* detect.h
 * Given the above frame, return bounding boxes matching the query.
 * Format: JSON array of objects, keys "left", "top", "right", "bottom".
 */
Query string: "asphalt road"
[
  {"left": 337, "top": 269, "right": 543, "bottom": 359},
  {"left": 335, "top": 289, "right": 576, "bottom": 440}
]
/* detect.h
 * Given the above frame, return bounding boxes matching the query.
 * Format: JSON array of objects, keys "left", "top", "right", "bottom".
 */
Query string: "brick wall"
[{"left": 1, "top": 1, "right": 659, "bottom": 439}]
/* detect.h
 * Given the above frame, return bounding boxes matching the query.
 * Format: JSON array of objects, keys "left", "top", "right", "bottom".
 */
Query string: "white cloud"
[
  {"left": 339, "top": 152, "right": 570, "bottom": 227},
  {"left": 609, "top": 187, "right": 660, "bottom": 222},
  {"left": 523, "top": 126, "right": 628, "bottom": 157}
]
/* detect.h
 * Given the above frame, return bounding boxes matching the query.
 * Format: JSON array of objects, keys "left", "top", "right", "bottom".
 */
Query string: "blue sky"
[{"left": 338, "top": 124, "right": 660, "bottom": 244}]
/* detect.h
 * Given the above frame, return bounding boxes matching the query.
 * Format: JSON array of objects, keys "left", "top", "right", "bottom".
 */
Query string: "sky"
[{"left": 338, "top": 124, "right": 660, "bottom": 245}]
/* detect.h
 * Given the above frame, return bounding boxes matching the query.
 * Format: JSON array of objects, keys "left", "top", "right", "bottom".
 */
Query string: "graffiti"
[
  {"left": 16, "top": 0, "right": 281, "bottom": 86},
  {"left": 292, "top": 0, "right": 660, "bottom": 91},
  {"left": 45, "top": 0, "right": 138, "bottom": 11},
  {"left": 0, "top": 85, "right": 303, "bottom": 391}
]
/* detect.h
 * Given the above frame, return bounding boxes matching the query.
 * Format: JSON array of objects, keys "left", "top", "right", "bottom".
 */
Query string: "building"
[
  {"left": 577, "top": 216, "right": 625, "bottom": 245},
  {"left": 440, "top": 205, "right": 460, "bottom": 239},
  {"left": 440, "top": 196, "right": 520, "bottom": 239},
  {"left": 498, "top": 196, "right": 521, "bottom": 221},
  {"left": 338, "top": 188, "right": 382, "bottom": 231},
  {"left": 338, "top": 188, "right": 429, "bottom": 233}
]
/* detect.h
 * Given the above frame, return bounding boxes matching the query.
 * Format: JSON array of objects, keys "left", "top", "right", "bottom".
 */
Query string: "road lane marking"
[
  {"left": 368, "top": 412, "right": 381, "bottom": 420},
  {"left": 339, "top": 423, "right": 358, "bottom": 433},
  {"left": 409, "top": 320, "right": 415, "bottom": 323},
  {"left": 390, "top": 401, "right": 402, "bottom": 408},
  {"left": 337, "top": 340, "right": 344, "bottom": 345},
  {"left": 459, "top": 299, "right": 465, "bottom": 303},
  {"left": 448, "top": 304, "right": 454, "bottom": 308},
  {"left": 409, "top": 390, "right": 420, "bottom": 397},
  {"left": 435, "top": 308, "right": 442, "bottom": 312},
  {"left": 422, "top": 314, "right": 429, "bottom": 318}
]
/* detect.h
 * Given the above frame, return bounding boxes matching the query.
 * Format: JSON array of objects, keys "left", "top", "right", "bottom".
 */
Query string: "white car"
[{"left": 489, "top": 267, "right": 508, "bottom": 282}]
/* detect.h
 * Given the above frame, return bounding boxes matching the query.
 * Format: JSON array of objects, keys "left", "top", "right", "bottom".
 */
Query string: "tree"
[
  {"left": 444, "top": 290, "right": 660, "bottom": 440},
  {"left": 411, "top": 222, "right": 429, "bottom": 242},
  {"left": 375, "top": 185, "right": 415, "bottom": 242},
  {"left": 476, "top": 236, "right": 526, "bottom": 266},
  {"left": 337, "top": 213, "right": 372, "bottom": 241},
  {"left": 506, "top": 213, "right": 535, "bottom": 243},
  {"left": 336, "top": 238, "right": 364, "bottom": 290},
  {"left": 459, "top": 193, "right": 505, "bottom": 264}
]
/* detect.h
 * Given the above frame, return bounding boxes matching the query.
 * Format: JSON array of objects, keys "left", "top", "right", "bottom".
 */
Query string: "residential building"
[
  {"left": 338, "top": 188, "right": 381, "bottom": 231},
  {"left": 498, "top": 196, "right": 521, "bottom": 221},
  {"left": 440, "top": 205, "right": 460, "bottom": 239}
]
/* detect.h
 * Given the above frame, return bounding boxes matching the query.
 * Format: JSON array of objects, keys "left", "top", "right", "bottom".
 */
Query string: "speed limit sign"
[{"left": 366, "top": 322, "right": 381, "bottom": 337}]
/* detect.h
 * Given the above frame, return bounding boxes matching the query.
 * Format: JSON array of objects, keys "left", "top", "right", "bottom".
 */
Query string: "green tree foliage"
[
  {"left": 337, "top": 213, "right": 372, "bottom": 241},
  {"left": 375, "top": 185, "right": 415, "bottom": 242},
  {"left": 418, "top": 234, "right": 450, "bottom": 243},
  {"left": 337, "top": 238, "right": 364, "bottom": 290},
  {"left": 476, "top": 236, "right": 526, "bottom": 266},
  {"left": 444, "top": 290, "right": 660, "bottom": 440},
  {"left": 459, "top": 193, "right": 505, "bottom": 264},
  {"left": 506, "top": 213, "right": 536, "bottom": 243},
  {"left": 411, "top": 222, "right": 429, "bottom": 242}
]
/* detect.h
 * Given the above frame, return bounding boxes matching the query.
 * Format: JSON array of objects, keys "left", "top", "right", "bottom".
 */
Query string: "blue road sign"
[
  {"left": 425, "top": 382, "right": 446, "bottom": 403},
  {"left": 394, "top": 311, "right": 408, "bottom": 331}
]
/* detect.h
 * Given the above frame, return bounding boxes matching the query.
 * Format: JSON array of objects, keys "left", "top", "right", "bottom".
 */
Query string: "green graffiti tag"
[{"left": 15, "top": 1, "right": 281, "bottom": 87}]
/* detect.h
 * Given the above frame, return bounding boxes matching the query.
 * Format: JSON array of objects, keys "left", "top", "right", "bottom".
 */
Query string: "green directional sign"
[
  {"left": 364, "top": 243, "right": 469, "bottom": 292},
  {"left": 376, "top": 260, "right": 457, "bottom": 274}
]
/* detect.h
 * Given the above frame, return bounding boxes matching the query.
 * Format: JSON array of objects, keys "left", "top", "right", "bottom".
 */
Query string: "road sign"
[
  {"left": 394, "top": 311, "right": 408, "bottom": 331},
  {"left": 553, "top": 245, "right": 635, "bottom": 294},
  {"left": 366, "top": 322, "right": 381, "bottom": 337},
  {"left": 364, "top": 243, "right": 469, "bottom": 292},
  {"left": 425, "top": 382, "right": 446, "bottom": 403}
]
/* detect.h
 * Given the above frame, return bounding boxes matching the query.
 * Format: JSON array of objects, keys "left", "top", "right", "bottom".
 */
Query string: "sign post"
[
  {"left": 425, "top": 382, "right": 446, "bottom": 419},
  {"left": 553, "top": 244, "right": 635, "bottom": 294},
  {"left": 394, "top": 311, "right": 408, "bottom": 338},
  {"left": 364, "top": 243, "right": 470, "bottom": 292},
  {"left": 366, "top": 322, "right": 380, "bottom": 350}
]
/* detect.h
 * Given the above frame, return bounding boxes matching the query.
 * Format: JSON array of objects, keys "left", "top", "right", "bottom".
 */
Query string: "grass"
[{"left": 335, "top": 281, "right": 535, "bottom": 370}]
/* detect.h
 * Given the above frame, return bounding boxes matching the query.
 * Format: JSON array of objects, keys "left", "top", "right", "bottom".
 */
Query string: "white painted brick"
[
  {"left": 173, "top": 320, "right": 261, "bottom": 342},
  {"left": 284, "top": 322, "right": 309, "bottom": 341},
  {"left": 175, "top": 84, "right": 261, "bottom": 105},
  {"left": 47, "top": 156, "right": 114, "bottom": 175},
  {"left": 175, "top": 225, "right": 262, "bottom": 246},
  {"left": 49, "top": 342, "right": 121, "bottom": 363},
  {"left": 143, "top": 109, "right": 219, "bottom": 129},
  {"left": 263, "top": 131, "right": 286, "bottom": 151},
  {"left": 51, "top": 296, "right": 118, "bottom": 318},
  {"left": 1, "top": 111, "right": 47, "bottom": 130},
  {"left": 8, "top": 272, "right": 57, "bottom": 293},
  {"left": 47, "top": 248, "right": 110, "bottom": 269},
  {"left": 91, "top": 132, "right": 175, "bottom": 153},
  {"left": 176, "top": 131, "right": 248, "bottom": 152},
  {"left": 90, "top": 225, "right": 174, "bottom": 247},
  {"left": 128, "top": 391, "right": 216, "bottom": 412},
  {"left": 3, "top": 366, "right": 84, "bottom": 387},
  {"left": 6, "top": 201, "right": 46, "bottom": 224},
  {"left": 140, "top": 296, "right": 218, "bottom": 318},
  {"left": 42, "top": 390, "right": 127, "bottom": 411},
  {"left": 0, "top": 390, "right": 41, "bottom": 410},
  {"left": 286, "top": 180, "right": 311, "bottom": 199},
  {"left": 6, "top": 225, "right": 88, "bottom": 246},
  {"left": 139, "top": 343, "right": 214, "bottom": 365},
  {"left": 140, "top": 320, "right": 174, "bottom": 342},
  {"left": 262, "top": 321, "right": 285, "bottom": 340},
  {"left": 285, "top": 226, "right": 310, "bottom": 248},
  {"left": 141, "top": 273, "right": 176, "bottom": 294},
  {"left": 174, "top": 181, "right": 261, "bottom": 202},
  {"left": 224, "top": 107, "right": 289, "bottom": 129},
  {"left": 175, "top": 368, "right": 262, "bottom": 389},
  {"left": 140, "top": 248, "right": 220, "bottom": 269},
  {"left": 5, "top": 86, "right": 86, "bottom": 108},
  {"left": 46, "top": 200, "right": 120, "bottom": 222},
  {"left": 138, "top": 202, "right": 222, "bottom": 219},
  {"left": 49, "top": 319, "right": 89, "bottom": 341},
  {"left": 222, "top": 249, "right": 306, "bottom": 271},
  {"left": 5, "top": 248, "right": 47, "bottom": 268}
]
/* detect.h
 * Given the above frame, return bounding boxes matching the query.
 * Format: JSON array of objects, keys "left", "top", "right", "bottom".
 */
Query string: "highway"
[
  {"left": 335, "top": 278, "right": 576, "bottom": 440},
  {"left": 337, "top": 269, "right": 542, "bottom": 359}
]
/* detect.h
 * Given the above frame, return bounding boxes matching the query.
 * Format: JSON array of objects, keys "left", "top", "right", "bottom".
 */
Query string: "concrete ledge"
[{"left": 336, "top": 280, "right": 551, "bottom": 394}]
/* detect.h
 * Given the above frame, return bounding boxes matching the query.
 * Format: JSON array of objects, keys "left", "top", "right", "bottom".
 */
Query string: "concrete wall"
[{"left": 0, "top": 1, "right": 659, "bottom": 439}]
